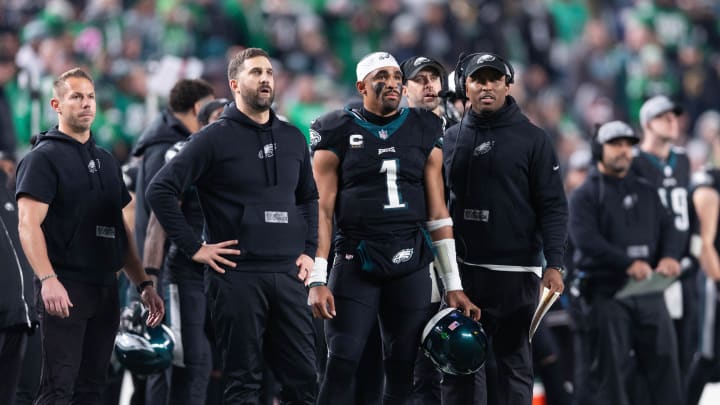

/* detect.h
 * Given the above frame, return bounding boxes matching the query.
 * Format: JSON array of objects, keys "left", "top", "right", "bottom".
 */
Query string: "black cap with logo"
[{"left": 400, "top": 56, "right": 447, "bottom": 84}]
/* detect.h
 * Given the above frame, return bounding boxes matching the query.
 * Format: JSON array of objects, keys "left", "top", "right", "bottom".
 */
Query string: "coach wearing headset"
[
  {"left": 569, "top": 121, "right": 683, "bottom": 405},
  {"left": 442, "top": 52, "right": 567, "bottom": 404}
]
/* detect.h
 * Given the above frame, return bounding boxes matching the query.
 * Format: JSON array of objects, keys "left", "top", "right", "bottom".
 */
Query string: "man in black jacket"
[
  {"left": 15, "top": 68, "right": 164, "bottom": 404},
  {"left": 569, "top": 120, "right": 683, "bottom": 405},
  {"left": 442, "top": 52, "right": 567, "bottom": 405},
  {"left": 130, "top": 77, "right": 213, "bottom": 404},
  {"left": 147, "top": 48, "right": 319, "bottom": 404},
  {"left": 132, "top": 78, "right": 214, "bottom": 261},
  {"left": 0, "top": 163, "right": 36, "bottom": 404}
]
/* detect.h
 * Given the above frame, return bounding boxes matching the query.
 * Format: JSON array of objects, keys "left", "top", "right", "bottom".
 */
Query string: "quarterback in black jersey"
[{"left": 308, "top": 51, "right": 479, "bottom": 404}]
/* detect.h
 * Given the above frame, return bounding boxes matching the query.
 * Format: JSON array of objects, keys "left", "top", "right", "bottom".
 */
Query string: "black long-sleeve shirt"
[
  {"left": 147, "top": 103, "right": 318, "bottom": 271},
  {"left": 569, "top": 168, "right": 683, "bottom": 291},
  {"left": 443, "top": 96, "right": 568, "bottom": 270}
]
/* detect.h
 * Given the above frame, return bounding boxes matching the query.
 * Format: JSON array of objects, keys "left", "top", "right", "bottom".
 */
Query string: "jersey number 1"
[{"left": 380, "top": 159, "right": 407, "bottom": 210}]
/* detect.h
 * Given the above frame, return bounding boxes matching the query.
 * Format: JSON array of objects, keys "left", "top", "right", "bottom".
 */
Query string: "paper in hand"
[
  {"left": 614, "top": 272, "right": 677, "bottom": 299},
  {"left": 529, "top": 287, "right": 560, "bottom": 342}
]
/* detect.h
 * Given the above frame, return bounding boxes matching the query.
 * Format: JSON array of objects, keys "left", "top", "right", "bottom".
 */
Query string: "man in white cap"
[
  {"left": 307, "top": 51, "right": 479, "bottom": 404},
  {"left": 630, "top": 95, "right": 696, "bottom": 376}
]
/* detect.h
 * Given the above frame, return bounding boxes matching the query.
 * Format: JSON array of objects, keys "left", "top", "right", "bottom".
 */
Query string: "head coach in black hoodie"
[
  {"left": 147, "top": 48, "right": 319, "bottom": 404},
  {"left": 15, "top": 68, "right": 164, "bottom": 404},
  {"left": 442, "top": 52, "right": 568, "bottom": 404},
  {"left": 569, "top": 121, "right": 683, "bottom": 405}
]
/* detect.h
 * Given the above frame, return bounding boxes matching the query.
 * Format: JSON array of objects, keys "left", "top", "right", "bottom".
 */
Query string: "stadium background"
[{"left": 1, "top": 0, "right": 720, "bottom": 403}]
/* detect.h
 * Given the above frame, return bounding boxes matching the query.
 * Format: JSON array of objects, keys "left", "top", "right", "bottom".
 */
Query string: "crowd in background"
[
  {"left": 0, "top": 0, "right": 719, "bottom": 172},
  {"left": 0, "top": 0, "right": 719, "bottom": 403}
]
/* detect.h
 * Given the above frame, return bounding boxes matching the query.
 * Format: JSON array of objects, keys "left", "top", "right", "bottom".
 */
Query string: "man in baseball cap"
[
  {"left": 633, "top": 94, "right": 695, "bottom": 379},
  {"left": 462, "top": 53, "right": 514, "bottom": 85},
  {"left": 400, "top": 56, "right": 447, "bottom": 115},
  {"left": 571, "top": 119, "right": 684, "bottom": 404}
]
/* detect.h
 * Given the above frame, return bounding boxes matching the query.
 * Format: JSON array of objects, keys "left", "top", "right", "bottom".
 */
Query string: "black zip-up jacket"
[
  {"left": 0, "top": 170, "right": 36, "bottom": 332},
  {"left": 443, "top": 96, "right": 568, "bottom": 269},
  {"left": 147, "top": 103, "right": 318, "bottom": 271},
  {"left": 569, "top": 168, "right": 683, "bottom": 292},
  {"left": 132, "top": 108, "right": 191, "bottom": 258},
  {"left": 16, "top": 128, "right": 131, "bottom": 285}
]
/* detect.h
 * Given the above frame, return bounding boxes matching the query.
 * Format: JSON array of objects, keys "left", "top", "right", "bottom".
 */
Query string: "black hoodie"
[
  {"left": 147, "top": 103, "right": 318, "bottom": 271},
  {"left": 131, "top": 108, "right": 191, "bottom": 258},
  {"left": 15, "top": 128, "right": 131, "bottom": 285},
  {"left": 443, "top": 96, "right": 568, "bottom": 269},
  {"left": 569, "top": 168, "right": 683, "bottom": 294}
]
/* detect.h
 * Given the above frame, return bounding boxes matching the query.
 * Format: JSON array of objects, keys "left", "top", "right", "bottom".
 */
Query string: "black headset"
[{"left": 453, "top": 52, "right": 515, "bottom": 100}]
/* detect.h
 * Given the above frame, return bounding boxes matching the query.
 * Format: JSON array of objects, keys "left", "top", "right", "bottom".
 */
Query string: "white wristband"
[
  {"left": 433, "top": 238, "right": 463, "bottom": 291},
  {"left": 426, "top": 217, "right": 453, "bottom": 232},
  {"left": 308, "top": 257, "right": 329, "bottom": 284}
]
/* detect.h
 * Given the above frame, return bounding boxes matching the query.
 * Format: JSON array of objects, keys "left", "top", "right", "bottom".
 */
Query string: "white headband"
[{"left": 356, "top": 52, "right": 400, "bottom": 82}]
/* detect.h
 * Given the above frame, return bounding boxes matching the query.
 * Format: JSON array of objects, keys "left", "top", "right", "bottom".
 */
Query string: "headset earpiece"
[
  {"left": 453, "top": 52, "right": 477, "bottom": 101},
  {"left": 498, "top": 54, "right": 515, "bottom": 85}
]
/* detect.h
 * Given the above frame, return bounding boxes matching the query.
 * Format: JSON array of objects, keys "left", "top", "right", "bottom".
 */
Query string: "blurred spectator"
[
  {"left": 0, "top": 0, "right": 716, "bottom": 188},
  {"left": 0, "top": 47, "right": 18, "bottom": 164}
]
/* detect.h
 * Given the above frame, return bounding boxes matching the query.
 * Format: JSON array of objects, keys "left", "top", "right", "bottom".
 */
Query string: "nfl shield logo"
[{"left": 378, "top": 129, "right": 389, "bottom": 140}]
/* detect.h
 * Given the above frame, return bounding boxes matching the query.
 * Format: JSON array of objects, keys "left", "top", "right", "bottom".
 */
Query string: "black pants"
[
  {"left": 581, "top": 293, "right": 681, "bottom": 405},
  {"left": 318, "top": 256, "right": 434, "bottom": 405},
  {"left": 0, "top": 328, "right": 28, "bottom": 404},
  {"left": 167, "top": 275, "right": 212, "bottom": 405},
  {"left": 35, "top": 278, "right": 120, "bottom": 405},
  {"left": 686, "top": 275, "right": 720, "bottom": 405},
  {"left": 441, "top": 267, "right": 538, "bottom": 405},
  {"left": 532, "top": 323, "right": 571, "bottom": 405},
  {"left": 204, "top": 267, "right": 317, "bottom": 405},
  {"left": 17, "top": 329, "right": 41, "bottom": 404}
]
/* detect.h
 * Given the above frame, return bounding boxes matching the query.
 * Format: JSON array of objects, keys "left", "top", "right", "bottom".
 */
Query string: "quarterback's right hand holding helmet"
[{"left": 421, "top": 307, "right": 488, "bottom": 375}]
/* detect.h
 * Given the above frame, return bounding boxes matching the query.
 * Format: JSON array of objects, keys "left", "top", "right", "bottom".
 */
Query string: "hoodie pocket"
[{"left": 236, "top": 203, "right": 306, "bottom": 259}]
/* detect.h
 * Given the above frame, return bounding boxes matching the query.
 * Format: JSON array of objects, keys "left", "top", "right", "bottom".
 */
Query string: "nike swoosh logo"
[{"left": 552, "top": 165, "right": 560, "bottom": 171}]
